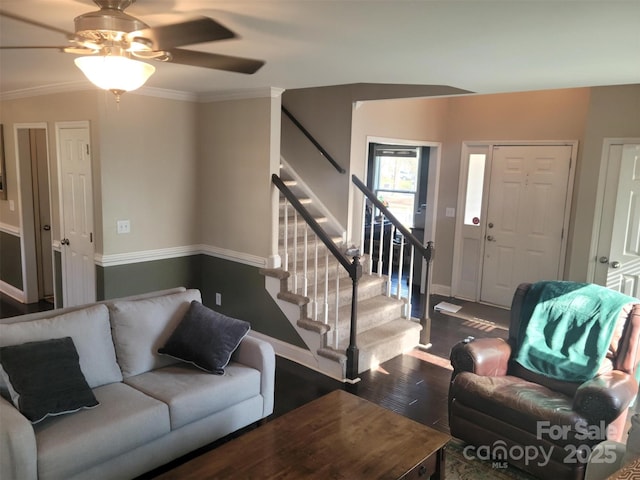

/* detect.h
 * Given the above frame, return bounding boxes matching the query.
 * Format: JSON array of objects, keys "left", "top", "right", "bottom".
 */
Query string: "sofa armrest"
[
  {"left": 450, "top": 337, "right": 511, "bottom": 377},
  {"left": 0, "top": 396, "right": 37, "bottom": 480},
  {"left": 573, "top": 370, "right": 638, "bottom": 425},
  {"left": 232, "top": 335, "right": 275, "bottom": 418}
]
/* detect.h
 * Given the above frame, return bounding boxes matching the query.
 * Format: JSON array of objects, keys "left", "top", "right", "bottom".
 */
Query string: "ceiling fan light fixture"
[{"left": 74, "top": 54, "right": 155, "bottom": 96}]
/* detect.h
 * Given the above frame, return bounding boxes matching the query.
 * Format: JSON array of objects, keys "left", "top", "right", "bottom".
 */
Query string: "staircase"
[{"left": 261, "top": 162, "right": 422, "bottom": 381}]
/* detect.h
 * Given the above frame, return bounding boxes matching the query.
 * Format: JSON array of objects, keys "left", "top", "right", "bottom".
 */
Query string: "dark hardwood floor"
[{"left": 0, "top": 293, "right": 53, "bottom": 319}]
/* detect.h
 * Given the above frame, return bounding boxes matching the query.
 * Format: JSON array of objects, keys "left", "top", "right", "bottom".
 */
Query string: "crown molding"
[
  {"left": 198, "top": 87, "right": 285, "bottom": 103},
  {"left": 1, "top": 83, "right": 284, "bottom": 103},
  {"left": 0, "top": 82, "right": 92, "bottom": 101}
]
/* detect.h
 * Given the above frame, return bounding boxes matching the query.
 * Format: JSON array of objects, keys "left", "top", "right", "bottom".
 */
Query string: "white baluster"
[
  {"left": 377, "top": 215, "right": 384, "bottom": 277},
  {"left": 386, "top": 225, "right": 394, "bottom": 297},
  {"left": 323, "top": 250, "right": 329, "bottom": 325},
  {"left": 283, "top": 200, "right": 289, "bottom": 274},
  {"left": 303, "top": 226, "right": 308, "bottom": 297},
  {"left": 312, "top": 235, "right": 319, "bottom": 321},
  {"left": 334, "top": 261, "right": 340, "bottom": 349},
  {"left": 367, "top": 202, "right": 375, "bottom": 276},
  {"left": 406, "top": 245, "right": 415, "bottom": 318},
  {"left": 292, "top": 210, "right": 298, "bottom": 293},
  {"left": 397, "top": 234, "right": 405, "bottom": 300}
]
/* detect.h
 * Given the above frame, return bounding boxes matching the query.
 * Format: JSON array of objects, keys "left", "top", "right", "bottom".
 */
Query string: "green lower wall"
[
  {"left": 96, "top": 256, "right": 201, "bottom": 300},
  {"left": 0, "top": 231, "right": 23, "bottom": 289},
  {"left": 98, "top": 254, "right": 306, "bottom": 349}
]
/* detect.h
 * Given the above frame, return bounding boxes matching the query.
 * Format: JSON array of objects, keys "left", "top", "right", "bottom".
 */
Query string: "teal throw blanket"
[{"left": 514, "top": 281, "right": 637, "bottom": 382}]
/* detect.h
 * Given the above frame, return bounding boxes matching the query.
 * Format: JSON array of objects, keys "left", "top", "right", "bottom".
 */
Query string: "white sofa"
[{"left": 0, "top": 287, "right": 275, "bottom": 480}]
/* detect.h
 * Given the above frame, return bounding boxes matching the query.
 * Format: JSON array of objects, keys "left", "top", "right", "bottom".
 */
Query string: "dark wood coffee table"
[{"left": 156, "top": 389, "right": 450, "bottom": 479}]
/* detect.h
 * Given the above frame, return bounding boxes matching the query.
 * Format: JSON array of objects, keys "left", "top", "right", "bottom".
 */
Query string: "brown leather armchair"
[{"left": 449, "top": 282, "right": 640, "bottom": 480}]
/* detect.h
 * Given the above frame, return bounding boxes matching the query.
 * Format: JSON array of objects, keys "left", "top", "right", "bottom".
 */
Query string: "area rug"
[{"left": 445, "top": 439, "right": 538, "bottom": 479}]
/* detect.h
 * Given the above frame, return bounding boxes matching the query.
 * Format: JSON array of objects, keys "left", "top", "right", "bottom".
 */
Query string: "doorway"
[
  {"left": 364, "top": 138, "right": 441, "bottom": 294},
  {"left": 15, "top": 125, "right": 54, "bottom": 304},
  {"left": 452, "top": 142, "right": 577, "bottom": 307}
]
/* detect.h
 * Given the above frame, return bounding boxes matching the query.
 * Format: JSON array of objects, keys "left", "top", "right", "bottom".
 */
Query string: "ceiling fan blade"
[
  {"left": 0, "top": 10, "right": 74, "bottom": 38},
  {"left": 165, "top": 48, "right": 264, "bottom": 74},
  {"left": 132, "top": 17, "right": 236, "bottom": 51}
]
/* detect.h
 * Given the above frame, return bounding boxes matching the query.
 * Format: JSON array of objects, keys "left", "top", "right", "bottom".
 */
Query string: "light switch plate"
[{"left": 445, "top": 208, "right": 456, "bottom": 218}]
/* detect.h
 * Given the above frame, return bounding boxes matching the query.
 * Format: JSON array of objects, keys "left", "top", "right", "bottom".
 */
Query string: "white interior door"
[
  {"left": 57, "top": 124, "right": 95, "bottom": 307},
  {"left": 594, "top": 143, "right": 640, "bottom": 297},
  {"left": 480, "top": 145, "right": 572, "bottom": 306}
]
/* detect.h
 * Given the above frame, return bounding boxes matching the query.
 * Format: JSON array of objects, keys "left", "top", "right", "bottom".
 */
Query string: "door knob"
[
  {"left": 61, "top": 238, "right": 70, "bottom": 246},
  {"left": 486, "top": 235, "right": 495, "bottom": 242},
  {"left": 611, "top": 261, "right": 621, "bottom": 269},
  {"left": 43, "top": 224, "right": 51, "bottom": 231},
  {"left": 599, "top": 256, "right": 609, "bottom": 264}
]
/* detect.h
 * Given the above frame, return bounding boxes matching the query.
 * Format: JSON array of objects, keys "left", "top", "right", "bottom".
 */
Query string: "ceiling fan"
[{"left": 0, "top": 0, "right": 265, "bottom": 98}]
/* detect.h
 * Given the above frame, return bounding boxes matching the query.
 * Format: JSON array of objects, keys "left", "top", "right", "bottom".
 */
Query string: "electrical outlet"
[
  {"left": 117, "top": 220, "right": 130, "bottom": 234},
  {"left": 215, "top": 293, "right": 222, "bottom": 306}
]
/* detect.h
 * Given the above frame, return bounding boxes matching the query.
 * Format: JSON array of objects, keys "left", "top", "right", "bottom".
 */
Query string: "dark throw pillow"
[
  {"left": 0, "top": 337, "right": 99, "bottom": 423},
  {"left": 158, "top": 301, "right": 251, "bottom": 374}
]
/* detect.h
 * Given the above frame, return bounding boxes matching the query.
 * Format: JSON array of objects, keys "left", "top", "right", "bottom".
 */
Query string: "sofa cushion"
[
  {"left": 109, "top": 289, "right": 202, "bottom": 378},
  {"left": 0, "top": 304, "right": 122, "bottom": 389},
  {"left": 125, "top": 362, "right": 261, "bottom": 430},
  {"left": 0, "top": 337, "right": 98, "bottom": 423},
  {"left": 158, "top": 301, "right": 250, "bottom": 374},
  {"left": 34, "top": 382, "right": 170, "bottom": 480}
]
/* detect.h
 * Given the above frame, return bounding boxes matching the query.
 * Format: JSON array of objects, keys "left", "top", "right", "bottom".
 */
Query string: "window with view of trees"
[{"left": 371, "top": 145, "right": 421, "bottom": 228}]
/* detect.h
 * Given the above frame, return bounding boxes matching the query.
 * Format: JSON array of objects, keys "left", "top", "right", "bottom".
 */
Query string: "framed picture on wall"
[{"left": 0, "top": 124, "right": 6, "bottom": 200}]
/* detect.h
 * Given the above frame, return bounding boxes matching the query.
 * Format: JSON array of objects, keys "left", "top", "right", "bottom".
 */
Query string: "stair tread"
[{"left": 319, "top": 318, "right": 421, "bottom": 355}]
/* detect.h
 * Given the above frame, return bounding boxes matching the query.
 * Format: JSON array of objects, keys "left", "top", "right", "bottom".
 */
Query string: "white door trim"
[
  {"left": 13, "top": 122, "right": 50, "bottom": 304},
  {"left": 588, "top": 137, "right": 640, "bottom": 283},
  {"left": 452, "top": 139, "right": 578, "bottom": 303}
]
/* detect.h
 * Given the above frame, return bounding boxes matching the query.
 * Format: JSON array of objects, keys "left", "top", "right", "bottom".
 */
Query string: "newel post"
[
  {"left": 346, "top": 251, "right": 362, "bottom": 381},
  {"left": 419, "top": 241, "right": 435, "bottom": 347}
]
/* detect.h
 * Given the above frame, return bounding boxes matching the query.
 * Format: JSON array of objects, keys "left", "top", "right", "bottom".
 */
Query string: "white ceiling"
[{"left": 1, "top": 0, "right": 639, "bottom": 98}]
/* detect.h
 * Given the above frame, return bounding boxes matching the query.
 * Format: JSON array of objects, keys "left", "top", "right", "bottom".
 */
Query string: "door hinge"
[
  {"left": 86, "top": 144, "right": 90, "bottom": 155},
  {"left": 90, "top": 232, "right": 93, "bottom": 243}
]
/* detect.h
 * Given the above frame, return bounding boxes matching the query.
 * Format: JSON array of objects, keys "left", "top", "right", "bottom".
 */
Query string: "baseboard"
[
  {"left": 248, "top": 330, "right": 345, "bottom": 382},
  {"left": 431, "top": 283, "right": 451, "bottom": 297},
  {"left": 0, "top": 281, "right": 25, "bottom": 303}
]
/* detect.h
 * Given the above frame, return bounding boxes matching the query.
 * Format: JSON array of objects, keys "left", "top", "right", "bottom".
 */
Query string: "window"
[
  {"left": 463, "top": 153, "right": 486, "bottom": 226},
  {"left": 372, "top": 146, "right": 421, "bottom": 228}
]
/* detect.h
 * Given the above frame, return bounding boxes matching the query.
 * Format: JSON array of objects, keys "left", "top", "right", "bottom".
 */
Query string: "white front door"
[
  {"left": 594, "top": 143, "right": 640, "bottom": 297},
  {"left": 480, "top": 145, "right": 572, "bottom": 306},
  {"left": 57, "top": 123, "right": 96, "bottom": 306}
]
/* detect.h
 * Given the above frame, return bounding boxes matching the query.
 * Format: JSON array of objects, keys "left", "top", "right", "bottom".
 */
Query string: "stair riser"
[
  {"left": 282, "top": 260, "right": 352, "bottom": 288},
  {"left": 329, "top": 302, "right": 406, "bottom": 344},
  {"left": 278, "top": 242, "right": 344, "bottom": 262},
  {"left": 355, "top": 328, "right": 421, "bottom": 373},
  {"left": 302, "top": 279, "right": 386, "bottom": 318}
]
